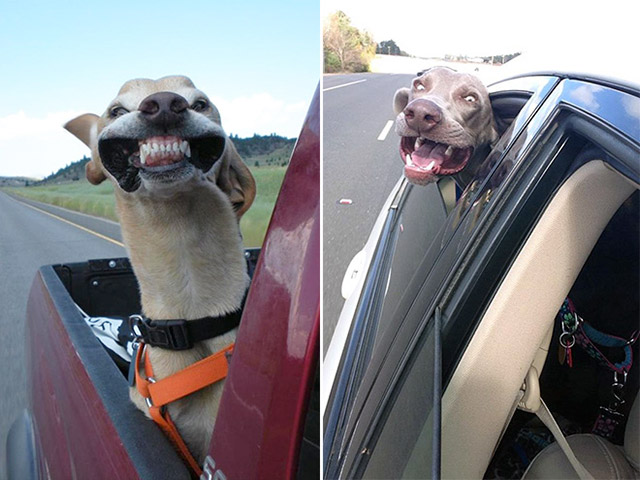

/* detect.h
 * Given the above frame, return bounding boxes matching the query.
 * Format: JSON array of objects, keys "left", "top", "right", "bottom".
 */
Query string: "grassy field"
[
  {"left": 3, "top": 166, "right": 287, "bottom": 247},
  {"left": 247, "top": 145, "right": 294, "bottom": 168}
]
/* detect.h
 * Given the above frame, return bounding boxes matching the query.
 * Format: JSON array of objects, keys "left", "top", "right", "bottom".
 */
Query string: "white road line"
[
  {"left": 323, "top": 79, "right": 366, "bottom": 92},
  {"left": 377, "top": 120, "right": 394, "bottom": 141}
]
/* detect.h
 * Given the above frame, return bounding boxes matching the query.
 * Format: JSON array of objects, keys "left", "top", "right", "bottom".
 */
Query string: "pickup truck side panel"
[
  {"left": 209, "top": 87, "right": 320, "bottom": 479},
  {"left": 25, "top": 267, "right": 190, "bottom": 479}
]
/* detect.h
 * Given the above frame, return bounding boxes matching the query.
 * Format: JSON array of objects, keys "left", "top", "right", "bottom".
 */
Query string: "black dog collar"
[{"left": 129, "top": 294, "right": 246, "bottom": 351}]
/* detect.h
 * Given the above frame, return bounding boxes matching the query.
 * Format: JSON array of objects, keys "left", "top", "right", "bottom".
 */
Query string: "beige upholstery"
[
  {"left": 522, "top": 394, "right": 640, "bottom": 479},
  {"left": 626, "top": 394, "right": 640, "bottom": 472},
  {"left": 522, "top": 434, "right": 637, "bottom": 479}
]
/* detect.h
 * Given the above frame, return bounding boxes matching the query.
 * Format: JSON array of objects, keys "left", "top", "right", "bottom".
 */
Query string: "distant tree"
[
  {"left": 376, "top": 39, "right": 408, "bottom": 56},
  {"left": 502, "top": 52, "right": 521, "bottom": 63},
  {"left": 323, "top": 11, "right": 376, "bottom": 73},
  {"left": 481, "top": 52, "right": 521, "bottom": 65}
]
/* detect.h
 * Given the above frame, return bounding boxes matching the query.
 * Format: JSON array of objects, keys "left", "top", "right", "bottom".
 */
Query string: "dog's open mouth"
[
  {"left": 400, "top": 136, "right": 473, "bottom": 185},
  {"left": 99, "top": 134, "right": 225, "bottom": 191}
]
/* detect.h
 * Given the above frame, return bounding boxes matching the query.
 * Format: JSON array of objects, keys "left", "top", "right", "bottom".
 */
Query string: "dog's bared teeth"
[
  {"left": 136, "top": 136, "right": 189, "bottom": 167},
  {"left": 444, "top": 145, "right": 454, "bottom": 157},
  {"left": 405, "top": 153, "right": 413, "bottom": 166},
  {"left": 185, "top": 142, "right": 191, "bottom": 158}
]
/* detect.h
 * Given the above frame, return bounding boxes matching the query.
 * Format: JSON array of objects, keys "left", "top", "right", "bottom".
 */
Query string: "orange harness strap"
[{"left": 134, "top": 343, "right": 234, "bottom": 477}]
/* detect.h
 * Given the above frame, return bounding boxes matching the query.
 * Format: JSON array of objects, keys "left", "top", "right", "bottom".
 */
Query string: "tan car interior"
[{"left": 440, "top": 160, "right": 638, "bottom": 479}]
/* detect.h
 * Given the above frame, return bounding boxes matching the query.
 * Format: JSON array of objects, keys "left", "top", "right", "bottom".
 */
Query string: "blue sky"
[{"left": 0, "top": 0, "right": 320, "bottom": 178}]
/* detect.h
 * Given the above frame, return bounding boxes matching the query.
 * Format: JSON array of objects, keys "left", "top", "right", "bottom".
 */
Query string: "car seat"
[{"left": 521, "top": 390, "right": 639, "bottom": 479}]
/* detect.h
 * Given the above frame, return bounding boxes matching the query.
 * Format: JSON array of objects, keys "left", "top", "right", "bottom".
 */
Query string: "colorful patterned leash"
[{"left": 557, "top": 298, "right": 639, "bottom": 439}]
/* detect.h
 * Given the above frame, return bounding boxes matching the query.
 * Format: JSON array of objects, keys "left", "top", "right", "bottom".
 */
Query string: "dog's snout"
[
  {"left": 139, "top": 92, "right": 189, "bottom": 127},
  {"left": 404, "top": 99, "right": 442, "bottom": 132}
]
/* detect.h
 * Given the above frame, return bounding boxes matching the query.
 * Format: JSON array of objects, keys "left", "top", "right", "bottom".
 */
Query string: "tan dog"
[
  {"left": 65, "top": 76, "right": 256, "bottom": 463},
  {"left": 393, "top": 67, "right": 497, "bottom": 186}
]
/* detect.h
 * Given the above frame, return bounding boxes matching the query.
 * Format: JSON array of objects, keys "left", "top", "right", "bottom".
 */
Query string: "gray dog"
[{"left": 393, "top": 67, "right": 497, "bottom": 186}]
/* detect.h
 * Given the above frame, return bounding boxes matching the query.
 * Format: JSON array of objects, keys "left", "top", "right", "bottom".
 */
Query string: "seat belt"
[{"left": 518, "top": 366, "right": 595, "bottom": 480}]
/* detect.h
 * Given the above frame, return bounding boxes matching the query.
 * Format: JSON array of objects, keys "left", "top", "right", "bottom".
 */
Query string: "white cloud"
[
  {"left": 210, "top": 93, "right": 308, "bottom": 138},
  {"left": 0, "top": 110, "right": 89, "bottom": 178},
  {"left": 569, "top": 85, "right": 603, "bottom": 111},
  {"left": 0, "top": 110, "right": 84, "bottom": 142}
]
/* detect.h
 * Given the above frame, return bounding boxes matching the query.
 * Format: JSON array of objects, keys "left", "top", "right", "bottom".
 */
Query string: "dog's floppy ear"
[
  {"left": 84, "top": 158, "right": 107, "bottom": 185},
  {"left": 64, "top": 113, "right": 100, "bottom": 148},
  {"left": 215, "top": 140, "right": 256, "bottom": 218},
  {"left": 64, "top": 113, "right": 107, "bottom": 185},
  {"left": 393, "top": 87, "right": 411, "bottom": 115}
]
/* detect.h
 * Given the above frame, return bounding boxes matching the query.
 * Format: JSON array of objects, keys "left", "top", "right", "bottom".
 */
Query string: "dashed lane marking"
[
  {"left": 377, "top": 120, "right": 394, "bottom": 141},
  {"left": 323, "top": 79, "right": 367, "bottom": 92}
]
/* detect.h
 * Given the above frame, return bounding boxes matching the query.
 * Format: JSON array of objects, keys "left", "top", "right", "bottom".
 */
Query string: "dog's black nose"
[
  {"left": 404, "top": 99, "right": 442, "bottom": 132},
  {"left": 139, "top": 92, "right": 189, "bottom": 127}
]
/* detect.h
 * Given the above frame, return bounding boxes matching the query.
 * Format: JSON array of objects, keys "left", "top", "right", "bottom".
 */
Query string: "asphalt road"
[
  {"left": 0, "top": 192, "right": 125, "bottom": 478},
  {"left": 323, "top": 72, "right": 413, "bottom": 355}
]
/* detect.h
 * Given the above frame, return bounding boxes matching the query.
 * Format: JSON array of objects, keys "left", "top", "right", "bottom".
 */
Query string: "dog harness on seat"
[{"left": 134, "top": 342, "right": 234, "bottom": 477}]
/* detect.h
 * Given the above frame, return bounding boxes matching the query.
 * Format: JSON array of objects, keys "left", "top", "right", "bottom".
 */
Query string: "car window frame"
[{"left": 440, "top": 78, "right": 640, "bottom": 383}]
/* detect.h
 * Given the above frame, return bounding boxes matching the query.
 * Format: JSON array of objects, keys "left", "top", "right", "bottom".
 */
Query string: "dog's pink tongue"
[{"left": 413, "top": 142, "right": 447, "bottom": 168}]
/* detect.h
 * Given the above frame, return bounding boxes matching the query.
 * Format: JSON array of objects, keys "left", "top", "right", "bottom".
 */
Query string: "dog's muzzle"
[{"left": 97, "top": 91, "right": 227, "bottom": 192}]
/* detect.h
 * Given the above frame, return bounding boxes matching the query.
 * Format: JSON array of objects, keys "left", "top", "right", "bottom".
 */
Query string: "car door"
[
  {"left": 323, "top": 75, "right": 558, "bottom": 478},
  {"left": 324, "top": 76, "right": 640, "bottom": 479}
]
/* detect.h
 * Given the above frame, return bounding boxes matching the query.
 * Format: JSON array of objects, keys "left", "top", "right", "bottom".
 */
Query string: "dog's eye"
[
  {"left": 109, "top": 106, "right": 129, "bottom": 118},
  {"left": 191, "top": 99, "right": 209, "bottom": 112},
  {"left": 463, "top": 94, "right": 478, "bottom": 103}
]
